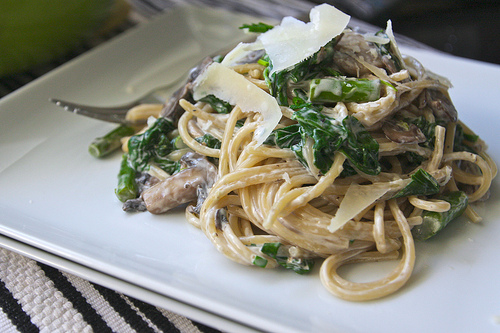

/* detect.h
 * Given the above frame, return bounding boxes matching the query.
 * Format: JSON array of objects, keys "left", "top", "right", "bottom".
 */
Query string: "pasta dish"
[{"left": 90, "top": 4, "right": 496, "bottom": 301}]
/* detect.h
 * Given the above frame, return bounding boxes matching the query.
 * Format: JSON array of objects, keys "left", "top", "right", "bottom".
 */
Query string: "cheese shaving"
[
  {"left": 328, "top": 184, "right": 389, "bottom": 233},
  {"left": 222, "top": 4, "right": 350, "bottom": 74},
  {"left": 193, "top": 62, "right": 281, "bottom": 146},
  {"left": 263, "top": 4, "right": 350, "bottom": 74},
  {"left": 385, "top": 20, "right": 405, "bottom": 70}
]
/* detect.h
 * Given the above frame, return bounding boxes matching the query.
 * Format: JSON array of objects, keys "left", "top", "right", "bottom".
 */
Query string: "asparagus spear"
[
  {"left": 412, "top": 191, "right": 468, "bottom": 241},
  {"left": 309, "top": 78, "right": 381, "bottom": 103},
  {"left": 115, "top": 154, "right": 138, "bottom": 202},
  {"left": 89, "top": 125, "right": 135, "bottom": 158}
]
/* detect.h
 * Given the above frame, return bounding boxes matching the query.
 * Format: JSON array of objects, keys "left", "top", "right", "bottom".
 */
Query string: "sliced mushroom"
[
  {"left": 135, "top": 172, "right": 160, "bottom": 194},
  {"left": 122, "top": 173, "right": 160, "bottom": 212},
  {"left": 141, "top": 152, "right": 217, "bottom": 214},
  {"left": 187, "top": 183, "right": 210, "bottom": 216},
  {"left": 187, "top": 119, "right": 205, "bottom": 138},
  {"left": 382, "top": 118, "right": 426, "bottom": 144},
  {"left": 123, "top": 198, "right": 147, "bottom": 212},
  {"left": 160, "top": 56, "right": 214, "bottom": 122},
  {"left": 381, "top": 55, "right": 398, "bottom": 74},
  {"left": 215, "top": 208, "right": 229, "bottom": 231},
  {"left": 333, "top": 30, "right": 385, "bottom": 76},
  {"left": 235, "top": 49, "right": 265, "bottom": 65},
  {"left": 403, "top": 55, "right": 426, "bottom": 80},
  {"left": 425, "top": 89, "right": 458, "bottom": 122}
]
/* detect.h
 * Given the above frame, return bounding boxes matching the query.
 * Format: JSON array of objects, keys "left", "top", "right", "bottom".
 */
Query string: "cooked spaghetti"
[{"left": 105, "top": 4, "right": 496, "bottom": 301}]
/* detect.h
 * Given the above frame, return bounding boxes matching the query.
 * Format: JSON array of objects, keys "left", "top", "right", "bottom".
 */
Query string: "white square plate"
[{"left": 1, "top": 6, "right": 499, "bottom": 333}]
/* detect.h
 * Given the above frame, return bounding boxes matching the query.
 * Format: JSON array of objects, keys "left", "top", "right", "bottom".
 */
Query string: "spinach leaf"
[
  {"left": 239, "top": 22, "right": 274, "bottom": 33},
  {"left": 339, "top": 115, "right": 381, "bottom": 175},
  {"left": 405, "top": 117, "right": 478, "bottom": 155},
  {"left": 272, "top": 124, "right": 302, "bottom": 148},
  {"left": 293, "top": 109, "right": 346, "bottom": 150},
  {"left": 195, "top": 133, "right": 222, "bottom": 149},
  {"left": 453, "top": 123, "right": 478, "bottom": 153},
  {"left": 267, "top": 107, "right": 380, "bottom": 176},
  {"left": 151, "top": 158, "right": 181, "bottom": 175},
  {"left": 399, "top": 151, "right": 425, "bottom": 171},
  {"left": 267, "top": 69, "right": 290, "bottom": 106},
  {"left": 289, "top": 89, "right": 311, "bottom": 110},
  {"left": 392, "top": 169, "right": 440, "bottom": 199},
  {"left": 265, "top": 38, "right": 340, "bottom": 106},
  {"left": 259, "top": 242, "right": 314, "bottom": 274},
  {"left": 404, "top": 116, "right": 446, "bottom": 150},
  {"left": 265, "top": 124, "right": 307, "bottom": 166},
  {"left": 127, "top": 117, "right": 176, "bottom": 172},
  {"left": 293, "top": 107, "right": 347, "bottom": 174},
  {"left": 199, "top": 94, "right": 232, "bottom": 114}
]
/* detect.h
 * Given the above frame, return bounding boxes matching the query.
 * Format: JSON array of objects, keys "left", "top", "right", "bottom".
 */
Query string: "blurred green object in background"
[{"left": 0, "top": 0, "right": 128, "bottom": 77}]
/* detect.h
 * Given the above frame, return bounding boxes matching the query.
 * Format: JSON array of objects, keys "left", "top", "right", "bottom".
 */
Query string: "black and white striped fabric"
[
  {"left": 0, "top": 248, "right": 220, "bottom": 333},
  {"left": 0, "top": 1, "right": 316, "bottom": 332}
]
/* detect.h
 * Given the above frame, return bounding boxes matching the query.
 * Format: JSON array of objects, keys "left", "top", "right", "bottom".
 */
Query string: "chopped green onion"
[
  {"left": 253, "top": 256, "right": 268, "bottom": 268},
  {"left": 257, "top": 58, "right": 269, "bottom": 67}
]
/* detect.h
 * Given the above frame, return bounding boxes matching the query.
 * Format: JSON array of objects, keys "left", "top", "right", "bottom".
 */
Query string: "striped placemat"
[{"left": 0, "top": 247, "right": 220, "bottom": 333}]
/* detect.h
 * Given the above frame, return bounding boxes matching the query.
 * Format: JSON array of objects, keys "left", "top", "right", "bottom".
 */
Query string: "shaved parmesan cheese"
[
  {"left": 221, "top": 40, "right": 263, "bottom": 67},
  {"left": 328, "top": 184, "right": 389, "bottom": 233},
  {"left": 385, "top": 20, "right": 405, "bottom": 70},
  {"left": 221, "top": 4, "right": 350, "bottom": 73},
  {"left": 193, "top": 62, "right": 281, "bottom": 145},
  {"left": 262, "top": 4, "right": 350, "bottom": 74},
  {"left": 363, "top": 33, "right": 390, "bottom": 45}
]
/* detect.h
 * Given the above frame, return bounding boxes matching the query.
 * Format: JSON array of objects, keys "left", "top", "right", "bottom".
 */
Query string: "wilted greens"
[{"left": 253, "top": 242, "right": 315, "bottom": 274}]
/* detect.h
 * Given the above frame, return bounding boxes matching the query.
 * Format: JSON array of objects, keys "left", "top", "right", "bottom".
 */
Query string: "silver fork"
[
  {"left": 49, "top": 53, "right": 219, "bottom": 125},
  {"left": 49, "top": 79, "right": 183, "bottom": 125},
  {"left": 49, "top": 38, "right": 255, "bottom": 125}
]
